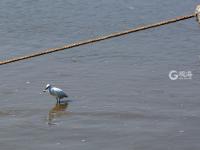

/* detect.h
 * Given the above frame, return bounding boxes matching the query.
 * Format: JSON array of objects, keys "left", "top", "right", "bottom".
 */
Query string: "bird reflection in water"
[{"left": 48, "top": 101, "right": 69, "bottom": 125}]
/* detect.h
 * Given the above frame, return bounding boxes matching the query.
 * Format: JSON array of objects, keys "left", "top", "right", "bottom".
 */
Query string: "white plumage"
[
  {"left": 195, "top": 5, "right": 200, "bottom": 23},
  {"left": 43, "top": 84, "right": 68, "bottom": 103}
]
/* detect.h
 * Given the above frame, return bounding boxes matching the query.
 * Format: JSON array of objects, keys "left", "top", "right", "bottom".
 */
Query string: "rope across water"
[{"left": 0, "top": 13, "right": 195, "bottom": 66}]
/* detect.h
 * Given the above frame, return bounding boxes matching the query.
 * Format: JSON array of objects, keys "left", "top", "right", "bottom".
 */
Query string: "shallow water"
[{"left": 1, "top": 0, "right": 200, "bottom": 150}]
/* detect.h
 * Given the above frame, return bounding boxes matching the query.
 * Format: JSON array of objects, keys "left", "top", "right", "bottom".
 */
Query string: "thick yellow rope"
[{"left": 0, "top": 13, "right": 195, "bottom": 66}]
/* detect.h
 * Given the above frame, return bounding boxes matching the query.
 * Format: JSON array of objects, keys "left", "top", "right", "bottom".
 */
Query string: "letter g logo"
[{"left": 169, "top": 70, "right": 178, "bottom": 80}]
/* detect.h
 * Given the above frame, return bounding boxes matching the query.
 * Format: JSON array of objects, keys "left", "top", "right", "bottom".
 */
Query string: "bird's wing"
[
  {"left": 52, "top": 87, "right": 63, "bottom": 92},
  {"left": 51, "top": 87, "right": 68, "bottom": 97}
]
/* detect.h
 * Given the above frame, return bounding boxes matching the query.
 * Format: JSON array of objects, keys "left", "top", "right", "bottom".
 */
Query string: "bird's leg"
[
  {"left": 56, "top": 98, "right": 59, "bottom": 104},
  {"left": 58, "top": 98, "right": 61, "bottom": 104}
]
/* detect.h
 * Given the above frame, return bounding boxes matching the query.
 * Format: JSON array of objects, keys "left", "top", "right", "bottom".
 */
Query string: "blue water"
[{"left": 0, "top": 0, "right": 200, "bottom": 150}]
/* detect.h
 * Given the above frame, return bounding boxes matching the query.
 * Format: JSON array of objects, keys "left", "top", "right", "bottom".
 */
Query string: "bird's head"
[{"left": 43, "top": 84, "right": 51, "bottom": 92}]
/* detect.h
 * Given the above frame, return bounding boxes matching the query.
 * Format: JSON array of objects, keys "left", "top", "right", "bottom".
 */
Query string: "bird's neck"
[{"left": 48, "top": 86, "right": 52, "bottom": 92}]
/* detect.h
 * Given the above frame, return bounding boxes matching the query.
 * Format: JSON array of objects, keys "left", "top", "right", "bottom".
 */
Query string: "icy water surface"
[{"left": 1, "top": 0, "right": 200, "bottom": 150}]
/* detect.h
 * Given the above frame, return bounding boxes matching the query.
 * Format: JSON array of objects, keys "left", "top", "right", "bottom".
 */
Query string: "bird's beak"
[{"left": 43, "top": 89, "right": 47, "bottom": 92}]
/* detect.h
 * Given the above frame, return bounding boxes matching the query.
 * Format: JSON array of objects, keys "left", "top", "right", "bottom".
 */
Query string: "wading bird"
[{"left": 43, "top": 84, "right": 68, "bottom": 103}]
